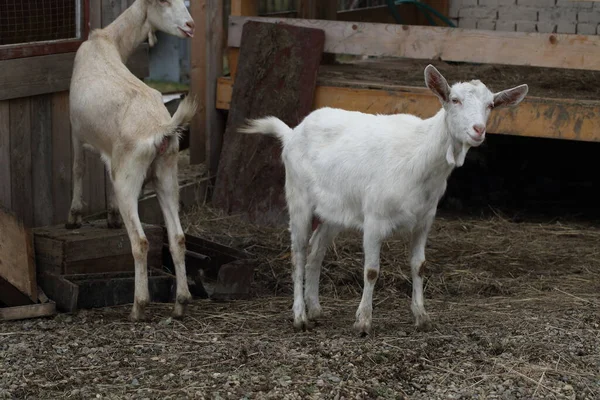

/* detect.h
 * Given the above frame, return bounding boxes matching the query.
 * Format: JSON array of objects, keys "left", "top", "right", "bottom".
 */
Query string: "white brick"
[
  {"left": 577, "top": 22, "right": 598, "bottom": 34},
  {"left": 578, "top": 11, "right": 600, "bottom": 23},
  {"left": 498, "top": 7, "right": 538, "bottom": 21},
  {"left": 557, "top": 21, "right": 576, "bottom": 33},
  {"left": 538, "top": 8, "right": 577, "bottom": 22},
  {"left": 477, "top": 19, "right": 497, "bottom": 29},
  {"left": 448, "top": 0, "right": 461, "bottom": 18},
  {"left": 459, "top": 7, "right": 498, "bottom": 18},
  {"left": 557, "top": 0, "right": 592, "bottom": 9},
  {"left": 536, "top": 22, "right": 557, "bottom": 32},
  {"left": 496, "top": 20, "right": 516, "bottom": 31},
  {"left": 517, "top": 0, "right": 555, "bottom": 7},
  {"left": 479, "top": 0, "right": 517, "bottom": 5},
  {"left": 516, "top": 21, "right": 538, "bottom": 31},
  {"left": 458, "top": 17, "right": 478, "bottom": 29}
]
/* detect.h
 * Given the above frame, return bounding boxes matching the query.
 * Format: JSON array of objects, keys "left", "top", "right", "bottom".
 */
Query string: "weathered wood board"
[
  {"left": 39, "top": 269, "right": 174, "bottom": 313},
  {"left": 0, "top": 208, "right": 37, "bottom": 303},
  {"left": 33, "top": 220, "right": 163, "bottom": 275},
  {"left": 212, "top": 21, "right": 325, "bottom": 225},
  {"left": 228, "top": 16, "right": 600, "bottom": 72},
  {"left": 0, "top": 302, "right": 56, "bottom": 321}
]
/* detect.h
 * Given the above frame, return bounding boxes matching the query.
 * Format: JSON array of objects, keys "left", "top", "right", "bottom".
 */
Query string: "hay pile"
[{"left": 181, "top": 204, "right": 600, "bottom": 302}]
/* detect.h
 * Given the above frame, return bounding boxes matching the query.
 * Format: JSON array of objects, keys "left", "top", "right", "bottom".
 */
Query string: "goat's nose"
[
  {"left": 473, "top": 124, "right": 486, "bottom": 136},
  {"left": 186, "top": 20, "right": 195, "bottom": 30}
]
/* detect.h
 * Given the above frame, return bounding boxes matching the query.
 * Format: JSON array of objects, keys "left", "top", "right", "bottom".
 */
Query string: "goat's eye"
[
  {"left": 159, "top": 0, "right": 170, "bottom": 4},
  {"left": 451, "top": 98, "right": 461, "bottom": 105},
  {"left": 487, "top": 103, "right": 494, "bottom": 110}
]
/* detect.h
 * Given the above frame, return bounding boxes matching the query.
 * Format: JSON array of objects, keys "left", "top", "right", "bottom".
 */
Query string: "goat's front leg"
[
  {"left": 409, "top": 215, "right": 435, "bottom": 331},
  {"left": 66, "top": 136, "right": 86, "bottom": 229},
  {"left": 112, "top": 164, "right": 151, "bottom": 321},
  {"left": 354, "top": 222, "right": 384, "bottom": 336},
  {"left": 153, "top": 154, "right": 192, "bottom": 319}
]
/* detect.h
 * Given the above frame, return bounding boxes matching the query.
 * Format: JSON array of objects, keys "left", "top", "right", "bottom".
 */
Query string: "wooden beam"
[
  {"left": 10, "top": 97, "right": 33, "bottom": 226},
  {"left": 51, "top": 92, "right": 72, "bottom": 225},
  {"left": 216, "top": 77, "right": 600, "bottom": 143},
  {"left": 228, "top": 16, "right": 600, "bottom": 71},
  {"left": 0, "top": 101, "right": 10, "bottom": 210},
  {"left": 30, "top": 95, "right": 54, "bottom": 227},
  {"left": 190, "top": 0, "right": 207, "bottom": 165},
  {"left": 0, "top": 47, "right": 149, "bottom": 101},
  {"left": 0, "top": 302, "right": 56, "bottom": 321},
  {"left": 228, "top": 0, "right": 259, "bottom": 80}
]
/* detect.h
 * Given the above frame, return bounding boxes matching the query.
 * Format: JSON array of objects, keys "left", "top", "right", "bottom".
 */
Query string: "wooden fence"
[{"left": 0, "top": 0, "right": 147, "bottom": 228}]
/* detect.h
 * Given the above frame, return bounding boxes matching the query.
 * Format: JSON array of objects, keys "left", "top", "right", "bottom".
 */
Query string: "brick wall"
[{"left": 449, "top": 0, "right": 600, "bottom": 34}]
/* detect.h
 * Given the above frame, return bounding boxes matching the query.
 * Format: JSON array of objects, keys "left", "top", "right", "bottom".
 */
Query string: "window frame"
[{"left": 0, "top": 0, "right": 90, "bottom": 61}]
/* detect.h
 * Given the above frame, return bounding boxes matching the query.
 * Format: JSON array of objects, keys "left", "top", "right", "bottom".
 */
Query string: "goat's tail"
[
  {"left": 154, "top": 95, "right": 199, "bottom": 150},
  {"left": 238, "top": 116, "right": 292, "bottom": 141},
  {"left": 170, "top": 95, "right": 199, "bottom": 130}
]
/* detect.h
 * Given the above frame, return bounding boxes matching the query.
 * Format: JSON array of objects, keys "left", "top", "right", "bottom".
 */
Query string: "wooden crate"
[
  {"left": 39, "top": 268, "right": 175, "bottom": 313},
  {"left": 33, "top": 220, "right": 163, "bottom": 276}
]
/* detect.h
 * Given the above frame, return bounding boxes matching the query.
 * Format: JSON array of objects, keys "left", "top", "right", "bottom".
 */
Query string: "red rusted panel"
[{"left": 213, "top": 20, "right": 325, "bottom": 226}]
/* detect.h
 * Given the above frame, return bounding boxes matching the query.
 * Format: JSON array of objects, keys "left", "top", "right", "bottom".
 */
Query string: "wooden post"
[{"left": 190, "top": 0, "right": 226, "bottom": 174}]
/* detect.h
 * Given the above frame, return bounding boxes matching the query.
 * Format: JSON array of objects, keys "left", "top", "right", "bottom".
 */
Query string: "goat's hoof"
[
  {"left": 129, "top": 309, "right": 146, "bottom": 322},
  {"left": 293, "top": 314, "right": 311, "bottom": 331},
  {"left": 177, "top": 293, "right": 193, "bottom": 305},
  {"left": 354, "top": 320, "right": 372, "bottom": 337},
  {"left": 307, "top": 305, "right": 323, "bottom": 321},
  {"left": 415, "top": 314, "right": 433, "bottom": 332},
  {"left": 172, "top": 302, "right": 187, "bottom": 320}
]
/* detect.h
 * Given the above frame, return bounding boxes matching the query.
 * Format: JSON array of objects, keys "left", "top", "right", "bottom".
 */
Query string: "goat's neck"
[
  {"left": 103, "top": 1, "right": 152, "bottom": 62},
  {"left": 414, "top": 109, "right": 467, "bottom": 178}
]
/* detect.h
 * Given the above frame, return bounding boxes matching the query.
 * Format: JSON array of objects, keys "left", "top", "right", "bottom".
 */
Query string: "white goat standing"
[
  {"left": 67, "top": 0, "right": 198, "bottom": 321},
  {"left": 241, "top": 65, "right": 528, "bottom": 334}
]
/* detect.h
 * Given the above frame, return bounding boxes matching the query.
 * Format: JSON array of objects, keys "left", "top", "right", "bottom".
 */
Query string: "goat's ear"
[
  {"left": 424, "top": 64, "right": 451, "bottom": 103},
  {"left": 493, "top": 84, "right": 529, "bottom": 108}
]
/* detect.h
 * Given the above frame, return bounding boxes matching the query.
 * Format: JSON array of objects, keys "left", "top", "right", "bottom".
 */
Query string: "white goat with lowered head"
[
  {"left": 67, "top": 0, "right": 197, "bottom": 321},
  {"left": 240, "top": 65, "right": 528, "bottom": 334}
]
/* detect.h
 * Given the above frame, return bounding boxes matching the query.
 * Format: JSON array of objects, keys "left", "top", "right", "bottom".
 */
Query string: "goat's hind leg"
[
  {"left": 106, "top": 176, "right": 123, "bottom": 229},
  {"left": 304, "top": 222, "right": 339, "bottom": 321},
  {"left": 111, "top": 156, "right": 153, "bottom": 321},
  {"left": 153, "top": 153, "right": 192, "bottom": 319},
  {"left": 288, "top": 201, "right": 312, "bottom": 330},
  {"left": 66, "top": 135, "right": 86, "bottom": 229}
]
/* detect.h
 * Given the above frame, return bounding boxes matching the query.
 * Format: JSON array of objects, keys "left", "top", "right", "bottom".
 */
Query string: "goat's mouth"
[
  {"left": 178, "top": 27, "right": 194, "bottom": 38},
  {"left": 467, "top": 133, "right": 485, "bottom": 146}
]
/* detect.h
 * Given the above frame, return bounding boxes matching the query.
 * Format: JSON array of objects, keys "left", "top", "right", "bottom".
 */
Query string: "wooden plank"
[
  {"left": 0, "top": 49, "right": 147, "bottom": 102},
  {"left": 0, "top": 101, "right": 10, "bottom": 209},
  {"left": 30, "top": 95, "right": 54, "bottom": 227},
  {"left": 0, "top": 208, "right": 37, "bottom": 302},
  {"left": 296, "top": 0, "right": 337, "bottom": 64},
  {"left": 189, "top": 0, "right": 207, "bottom": 164},
  {"left": 206, "top": 0, "right": 226, "bottom": 176},
  {"left": 216, "top": 76, "right": 600, "bottom": 142},
  {"left": 51, "top": 92, "right": 72, "bottom": 225},
  {"left": 10, "top": 98, "right": 33, "bottom": 226},
  {"left": 228, "top": 0, "right": 259, "bottom": 81},
  {"left": 228, "top": 16, "right": 600, "bottom": 71},
  {"left": 0, "top": 302, "right": 56, "bottom": 321},
  {"left": 212, "top": 21, "right": 325, "bottom": 225},
  {"left": 37, "top": 273, "right": 78, "bottom": 313}
]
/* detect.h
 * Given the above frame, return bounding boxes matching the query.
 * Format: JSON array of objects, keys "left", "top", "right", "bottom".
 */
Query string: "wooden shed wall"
[{"left": 0, "top": 0, "right": 146, "bottom": 228}]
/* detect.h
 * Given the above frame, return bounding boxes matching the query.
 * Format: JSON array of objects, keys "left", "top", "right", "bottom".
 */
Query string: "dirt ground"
[{"left": 1, "top": 205, "right": 599, "bottom": 399}]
